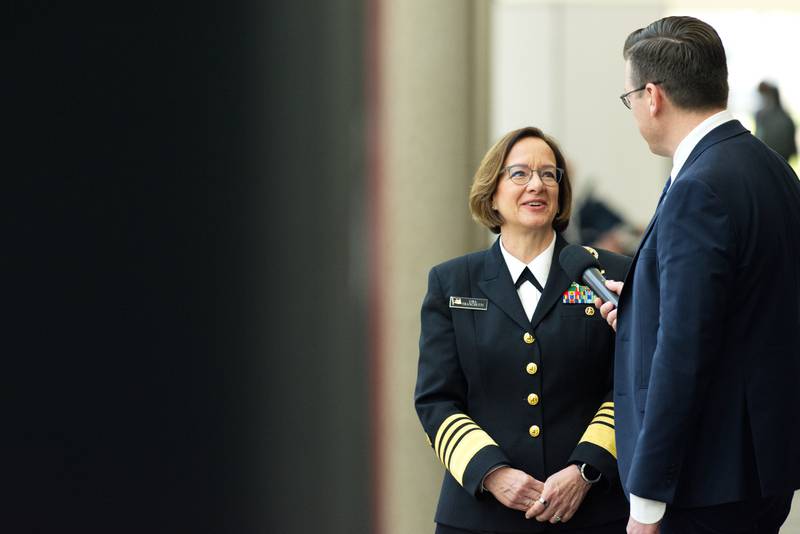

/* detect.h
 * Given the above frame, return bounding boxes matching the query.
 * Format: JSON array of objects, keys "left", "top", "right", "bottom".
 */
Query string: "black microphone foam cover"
[{"left": 558, "top": 244, "right": 601, "bottom": 282}]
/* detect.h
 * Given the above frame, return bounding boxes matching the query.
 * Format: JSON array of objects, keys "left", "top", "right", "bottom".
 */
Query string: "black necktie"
[
  {"left": 657, "top": 177, "right": 672, "bottom": 207},
  {"left": 515, "top": 267, "right": 544, "bottom": 292}
]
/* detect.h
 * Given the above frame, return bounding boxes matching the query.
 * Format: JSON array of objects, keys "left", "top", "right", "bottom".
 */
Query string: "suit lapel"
[
  {"left": 622, "top": 121, "right": 748, "bottom": 298},
  {"left": 621, "top": 196, "right": 663, "bottom": 303},
  {"left": 632, "top": 191, "right": 664, "bottom": 261},
  {"left": 529, "top": 235, "right": 570, "bottom": 329},
  {"left": 620, "top": 209, "right": 657, "bottom": 306},
  {"left": 477, "top": 239, "right": 532, "bottom": 331}
]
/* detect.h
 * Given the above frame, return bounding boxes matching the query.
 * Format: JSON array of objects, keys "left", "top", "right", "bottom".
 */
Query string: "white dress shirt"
[
  {"left": 498, "top": 232, "right": 556, "bottom": 320},
  {"left": 630, "top": 109, "right": 736, "bottom": 525}
]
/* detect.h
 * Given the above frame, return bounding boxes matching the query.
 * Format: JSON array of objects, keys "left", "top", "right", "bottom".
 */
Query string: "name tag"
[{"left": 449, "top": 296, "right": 488, "bottom": 311}]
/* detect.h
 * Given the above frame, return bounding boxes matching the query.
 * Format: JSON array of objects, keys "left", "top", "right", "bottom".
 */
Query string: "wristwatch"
[{"left": 579, "top": 463, "right": 602, "bottom": 484}]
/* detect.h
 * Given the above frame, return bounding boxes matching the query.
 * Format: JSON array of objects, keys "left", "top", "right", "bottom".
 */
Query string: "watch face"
[{"left": 581, "top": 463, "right": 601, "bottom": 483}]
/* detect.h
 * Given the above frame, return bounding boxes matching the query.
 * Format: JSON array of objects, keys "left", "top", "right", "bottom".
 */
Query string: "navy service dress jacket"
[
  {"left": 615, "top": 120, "right": 800, "bottom": 508},
  {"left": 415, "top": 234, "right": 631, "bottom": 532}
]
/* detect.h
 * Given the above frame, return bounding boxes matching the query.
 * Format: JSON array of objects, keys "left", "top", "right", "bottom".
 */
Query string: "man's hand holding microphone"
[{"left": 595, "top": 280, "right": 623, "bottom": 331}]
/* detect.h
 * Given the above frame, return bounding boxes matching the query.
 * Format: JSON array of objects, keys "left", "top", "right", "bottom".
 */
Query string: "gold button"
[
  {"left": 526, "top": 362, "right": 538, "bottom": 375},
  {"left": 527, "top": 393, "right": 539, "bottom": 406},
  {"left": 523, "top": 332, "right": 535, "bottom": 344},
  {"left": 529, "top": 425, "right": 540, "bottom": 438},
  {"left": 585, "top": 306, "right": 595, "bottom": 316}
]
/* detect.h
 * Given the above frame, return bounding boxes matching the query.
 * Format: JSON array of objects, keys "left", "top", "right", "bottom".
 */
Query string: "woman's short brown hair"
[{"left": 469, "top": 127, "right": 572, "bottom": 234}]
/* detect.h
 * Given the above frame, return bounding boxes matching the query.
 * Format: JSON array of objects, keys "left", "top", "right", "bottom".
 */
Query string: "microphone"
[{"left": 558, "top": 245, "right": 618, "bottom": 307}]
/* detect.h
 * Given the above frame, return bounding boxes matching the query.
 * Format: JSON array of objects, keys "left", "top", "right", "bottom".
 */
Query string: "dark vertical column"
[
  {"left": 5, "top": 1, "right": 370, "bottom": 532},
  {"left": 242, "top": 1, "right": 371, "bottom": 533}
]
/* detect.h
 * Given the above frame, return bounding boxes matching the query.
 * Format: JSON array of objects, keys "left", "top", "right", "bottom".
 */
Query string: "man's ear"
[{"left": 647, "top": 82, "right": 664, "bottom": 117}]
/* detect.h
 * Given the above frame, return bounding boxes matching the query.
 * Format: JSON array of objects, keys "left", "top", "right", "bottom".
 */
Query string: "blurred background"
[{"left": 6, "top": 0, "right": 798, "bottom": 533}]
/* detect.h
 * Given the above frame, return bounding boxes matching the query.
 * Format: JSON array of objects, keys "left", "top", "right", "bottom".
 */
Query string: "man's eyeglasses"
[
  {"left": 500, "top": 165, "right": 563, "bottom": 186},
  {"left": 620, "top": 81, "right": 663, "bottom": 109}
]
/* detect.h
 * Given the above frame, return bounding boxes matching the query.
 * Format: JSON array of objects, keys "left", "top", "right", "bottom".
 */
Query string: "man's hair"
[{"left": 623, "top": 16, "right": 728, "bottom": 110}]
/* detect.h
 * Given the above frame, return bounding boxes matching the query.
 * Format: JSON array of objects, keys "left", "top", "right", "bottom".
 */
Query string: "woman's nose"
[{"left": 526, "top": 172, "right": 544, "bottom": 191}]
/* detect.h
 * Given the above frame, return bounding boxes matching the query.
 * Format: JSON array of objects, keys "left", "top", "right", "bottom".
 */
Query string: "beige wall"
[
  {"left": 377, "top": 2, "right": 489, "bottom": 533},
  {"left": 490, "top": 0, "right": 669, "bottom": 229}
]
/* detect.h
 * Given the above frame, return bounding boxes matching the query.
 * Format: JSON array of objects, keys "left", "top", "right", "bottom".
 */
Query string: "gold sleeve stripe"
[
  {"left": 579, "top": 402, "right": 616, "bottom": 458},
  {"left": 433, "top": 412, "right": 498, "bottom": 486},
  {"left": 440, "top": 421, "right": 479, "bottom": 464},
  {"left": 445, "top": 426, "right": 480, "bottom": 467},
  {"left": 448, "top": 427, "right": 497, "bottom": 485},
  {"left": 591, "top": 414, "right": 615, "bottom": 427},
  {"left": 580, "top": 421, "right": 616, "bottom": 458},
  {"left": 434, "top": 414, "right": 471, "bottom": 458},
  {"left": 434, "top": 415, "right": 467, "bottom": 453}
]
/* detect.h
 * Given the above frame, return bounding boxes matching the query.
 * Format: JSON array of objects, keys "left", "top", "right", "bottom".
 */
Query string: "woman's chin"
[{"left": 516, "top": 217, "right": 554, "bottom": 233}]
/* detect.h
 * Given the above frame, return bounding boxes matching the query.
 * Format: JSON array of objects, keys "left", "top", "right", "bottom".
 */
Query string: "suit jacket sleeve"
[
  {"left": 414, "top": 265, "right": 510, "bottom": 497},
  {"left": 627, "top": 178, "right": 734, "bottom": 503}
]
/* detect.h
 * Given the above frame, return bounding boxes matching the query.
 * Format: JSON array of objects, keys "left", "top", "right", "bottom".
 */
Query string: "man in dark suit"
[{"left": 597, "top": 16, "right": 800, "bottom": 534}]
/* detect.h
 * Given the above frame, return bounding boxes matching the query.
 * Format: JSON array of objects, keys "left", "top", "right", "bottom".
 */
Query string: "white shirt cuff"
[{"left": 630, "top": 493, "right": 666, "bottom": 524}]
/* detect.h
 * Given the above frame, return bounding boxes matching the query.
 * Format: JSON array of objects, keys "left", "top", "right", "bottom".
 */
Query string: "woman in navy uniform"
[{"left": 415, "top": 127, "right": 630, "bottom": 533}]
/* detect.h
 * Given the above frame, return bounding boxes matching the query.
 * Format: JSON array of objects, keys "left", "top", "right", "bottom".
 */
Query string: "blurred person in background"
[
  {"left": 573, "top": 187, "right": 642, "bottom": 257},
  {"left": 562, "top": 162, "right": 642, "bottom": 257},
  {"left": 755, "top": 81, "right": 797, "bottom": 162},
  {"left": 415, "top": 126, "right": 631, "bottom": 534}
]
